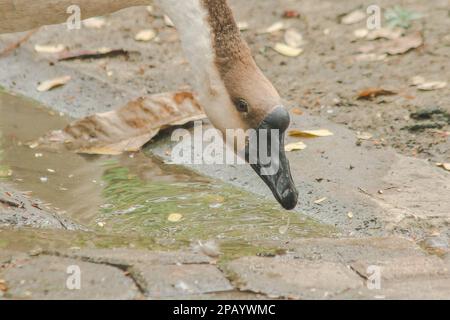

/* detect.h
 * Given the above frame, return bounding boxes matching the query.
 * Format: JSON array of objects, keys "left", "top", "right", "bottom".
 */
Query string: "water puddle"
[{"left": 0, "top": 90, "right": 336, "bottom": 256}]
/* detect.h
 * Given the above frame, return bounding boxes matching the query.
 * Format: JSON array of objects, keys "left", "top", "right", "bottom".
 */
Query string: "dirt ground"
[
  {"left": 2, "top": 0, "right": 448, "bottom": 162},
  {"left": 0, "top": 0, "right": 449, "bottom": 299}
]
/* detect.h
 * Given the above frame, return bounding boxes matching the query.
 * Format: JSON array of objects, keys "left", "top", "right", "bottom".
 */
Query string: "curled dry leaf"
[
  {"left": 284, "top": 28, "right": 304, "bottom": 48},
  {"left": 273, "top": 43, "right": 303, "bottom": 57},
  {"left": 436, "top": 163, "right": 450, "bottom": 172},
  {"left": 164, "top": 15, "right": 175, "bottom": 28},
  {"left": 417, "top": 81, "right": 447, "bottom": 91},
  {"left": 168, "top": 213, "right": 183, "bottom": 222},
  {"left": 37, "top": 76, "right": 71, "bottom": 92},
  {"left": 135, "top": 29, "right": 157, "bottom": 42},
  {"left": 341, "top": 10, "right": 366, "bottom": 25},
  {"left": 36, "top": 91, "right": 206, "bottom": 155},
  {"left": 357, "top": 88, "right": 397, "bottom": 100},
  {"left": 34, "top": 44, "right": 65, "bottom": 54},
  {"left": 289, "top": 129, "right": 334, "bottom": 138},
  {"left": 285, "top": 141, "right": 307, "bottom": 152},
  {"left": 57, "top": 48, "right": 129, "bottom": 61}
]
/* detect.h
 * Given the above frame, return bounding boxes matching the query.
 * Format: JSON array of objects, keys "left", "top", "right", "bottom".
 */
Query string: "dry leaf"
[
  {"left": 357, "top": 88, "right": 397, "bottom": 100},
  {"left": 273, "top": 43, "right": 303, "bottom": 57},
  {"left": 341, "top": 10, "right": 366, "bottom": 25},
  {"left": 37, "top": 91, "right": 205, "bottom": 155},
  {"left": 284, "top": 28, "right": 304, "bottom": 48},
  {"left": 436, "top": 163, "right": 450, "bottom": 172},
  {"left": 358, "top": 32, "right": 423, "bottom": 55},
  {"left": 289, "top": 129, "right": 334, "bottom": 138},
  {"left": 283, "top": 10, "right": 301, "bottom": 19},
  {"left": 383, "top": 32, "right": 423, "bottom": 55},
  {"left": 37, "top": 76, "right": 71, "bottom": 92},
  {"left": 135, "top": 29, "right": 157, "bottom": 42},
  {"left": 57, "top": 48, "right": 128, "bottom": 61},
  {"left": 366, "top": 28, "right": 403, "bottom": 40},
  {"left": 285, "top": 141, "right": 307, "bottom": 152},
  {"left": 291, "top": 107, "right": 303, "bottom": 115},
  {"left": 314, "top": 197, "right": 327, "bottom": 204},
  {"left": 354, "top": 29, "right": 369, "bottom": 39},
  {"left": 0, "top": 279, "right": 8, "bottom": 292},
  {"left": 260, "top": 21, "right": 285, "bottom": 34},
  {"left": 168, "top": 213, "right": 183, "bottom": 222},
  {"left": 417, "top": 81, "right": 447, "bottom": 91},
  {"left": 357, "top": 132, "right": 373, "bottom": 140},
  {"left": 83, "top": 17, "right": 106, "bottom": 29},
  {"left": 34, "top": 44, "right": 65, "bottom": 54},
  {"left": 237, "top": 21, "right": 249, "bottom": 31},
  {"left": 164, "top": 15, "right": 175, "bottom": 27}
]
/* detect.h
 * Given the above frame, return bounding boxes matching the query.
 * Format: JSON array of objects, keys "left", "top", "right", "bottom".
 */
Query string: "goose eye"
[{"left": 234, "top": 98, "right": 249, "bottom": 113}]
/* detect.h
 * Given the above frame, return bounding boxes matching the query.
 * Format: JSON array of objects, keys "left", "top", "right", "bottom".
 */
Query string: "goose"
[{"left": 0, "top": 0, "right": 299, "bottom": 210}]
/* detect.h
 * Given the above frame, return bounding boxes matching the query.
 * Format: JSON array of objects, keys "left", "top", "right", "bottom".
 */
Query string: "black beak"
[{"left": 245, "top": 107, "right": 299, "bottom": 210}]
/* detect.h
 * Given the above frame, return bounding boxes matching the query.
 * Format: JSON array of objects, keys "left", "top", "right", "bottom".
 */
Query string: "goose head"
[
  {"left": 159, "top": 0, "right": 299, "bottom": 209},
  {"left": 215, "top": 49, "right": 299, "bottom": 211}
]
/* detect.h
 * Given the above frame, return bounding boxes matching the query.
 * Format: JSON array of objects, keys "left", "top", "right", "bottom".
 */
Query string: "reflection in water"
[{"left": 0, "top": 91, "right": 335, "bottom": 255}]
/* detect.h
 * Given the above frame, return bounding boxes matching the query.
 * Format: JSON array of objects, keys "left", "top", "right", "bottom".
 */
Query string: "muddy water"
[{"left": 0, "top": 91, "right": 336, "bottom": 256}]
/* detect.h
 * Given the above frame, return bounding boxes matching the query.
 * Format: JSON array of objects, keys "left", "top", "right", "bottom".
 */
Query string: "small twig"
[{"left": 0, "top": 28, "right": 38, "bottom": 58}]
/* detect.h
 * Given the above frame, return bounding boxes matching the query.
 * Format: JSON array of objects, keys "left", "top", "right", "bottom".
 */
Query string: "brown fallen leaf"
[
  {"left": 289, "top": 129, "right": 334, "bottom": 138},
  {"left": 291, "top": 107, "right": 303, "bottom": 115},
  {"left": 359, "top": 32, "right": 423, "bottom": 55},
  {"left": 285, "top": 141, "right": 307, "bottom": 152},
  {"left": 366, "top": 28, "right": 403, "bottom": 41},
  {"left": 283, "top": 10, "right": 301, "bottom": 19},
  {"left": 36, "top": 91, "right": 206, "bottom": 155},
  {"left": 37, "top": 76, "right": 71, "bottom": 92},
  {"left": 357, "top": 88, "right": 397, "bottom": 100},
  {"left": 0, "top": 29, "right": 38, "bottom": 58},
  {"left": 57, "top": 48, "right": 129, "bottom": 61},
  {"left": 0, "top": 279, "right": 8, "bottom": 292}
]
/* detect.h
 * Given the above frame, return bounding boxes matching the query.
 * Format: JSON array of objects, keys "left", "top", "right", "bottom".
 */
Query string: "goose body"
[{"left": 0, "top": 0, "right": 299, "bottom": 209}]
